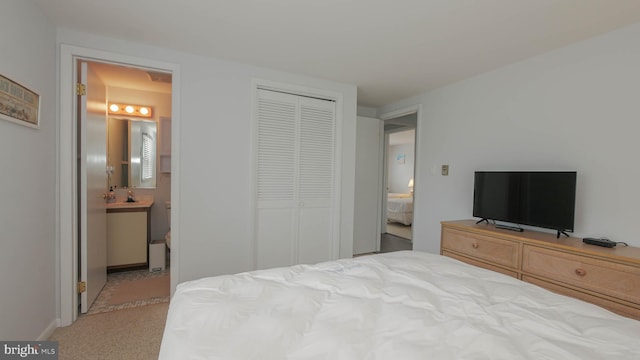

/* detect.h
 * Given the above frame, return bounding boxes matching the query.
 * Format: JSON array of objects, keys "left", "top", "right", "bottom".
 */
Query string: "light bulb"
[
  {"left": 109, "top": 104, "right": 119, "bottom": 112},
  {"left": 125, "top": 106, "right": 134, "bottom": 113}
]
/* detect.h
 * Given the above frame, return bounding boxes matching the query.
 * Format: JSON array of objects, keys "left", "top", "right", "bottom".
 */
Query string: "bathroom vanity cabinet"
[{"left": 106, "top": 201, "right": 153, "bottom": 270}]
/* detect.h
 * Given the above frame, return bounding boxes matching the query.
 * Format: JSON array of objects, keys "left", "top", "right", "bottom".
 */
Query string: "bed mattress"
[{"left": 160, "top": 251, "right": 640, "bottom": 359}]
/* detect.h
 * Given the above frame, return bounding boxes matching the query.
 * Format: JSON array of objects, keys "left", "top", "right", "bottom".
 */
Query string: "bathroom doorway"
[
  {"left": 59, "top": 45, "right": 180, "bottom": 326},
  {"left": 78, "top": 60, "right": 173, "bottom": 315}
]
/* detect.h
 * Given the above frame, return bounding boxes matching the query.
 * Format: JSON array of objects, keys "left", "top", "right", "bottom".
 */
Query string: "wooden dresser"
[{"left": 441, "top": 220, "right": 640, "bottom": 320}]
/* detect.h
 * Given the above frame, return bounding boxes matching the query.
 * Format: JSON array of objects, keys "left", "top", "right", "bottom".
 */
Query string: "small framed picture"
[
  {"left": 396, "top": 152, "right": 405, "bottom": 164},
  {"left": 0, "top": 74, "right": 40, "bottom": 128}
]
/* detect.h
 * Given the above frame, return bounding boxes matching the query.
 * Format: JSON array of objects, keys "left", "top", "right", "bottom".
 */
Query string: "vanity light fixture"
[{"left": 108, "top": 103, "right": 153, "bottom": 118}]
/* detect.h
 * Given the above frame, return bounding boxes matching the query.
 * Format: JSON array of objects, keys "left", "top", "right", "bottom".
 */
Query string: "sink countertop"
[{"left": 106, "top": 199, "right": 154, "bottom": 209}]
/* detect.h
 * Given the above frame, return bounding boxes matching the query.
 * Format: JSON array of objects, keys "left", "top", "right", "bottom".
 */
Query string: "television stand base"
[
  {"left": 495, "top": 224, "right": 524, "bottom": 232},
  {"left": 557, "top": 230, "right": 570, "bottom": 239}
]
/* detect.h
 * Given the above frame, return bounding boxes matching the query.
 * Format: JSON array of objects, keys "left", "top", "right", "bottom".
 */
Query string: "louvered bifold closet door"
[
  {"left": 256, "top": 89, "right": 299, "bottom": 270},
  {"left": 255, "top": 89, "right": 336, "bottom": 270},
  {"left": 297, "top": 96, "right": 335, "bottom": 265}
]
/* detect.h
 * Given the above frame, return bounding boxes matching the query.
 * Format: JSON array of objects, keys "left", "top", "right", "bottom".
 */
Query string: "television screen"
[{"left": 473, "top": 171, "right": 576, "bottom": 233}]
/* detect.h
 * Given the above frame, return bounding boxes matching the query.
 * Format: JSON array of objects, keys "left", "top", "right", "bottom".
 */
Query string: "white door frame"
[
  {"left": 58, "top": 44, "right": 181, "bottom": 326},
  {"left": 378, "top": 105, "right": 422, "bottom": 243}
]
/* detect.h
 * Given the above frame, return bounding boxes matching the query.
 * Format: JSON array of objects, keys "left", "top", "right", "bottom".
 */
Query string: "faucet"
[{"left": 106, "top": 186, "right": 117, "bottom": 203}]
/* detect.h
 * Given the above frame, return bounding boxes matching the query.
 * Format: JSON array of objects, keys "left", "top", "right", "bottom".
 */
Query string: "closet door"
[
  {"left": 255, "top": 89, "right": 336, "bottom": 269},
  {"left": 297, "top": 97, "right": 335, "bottom": 264},
  {"left": 255, "top": 90, "right": 298, "bottom": 269}
]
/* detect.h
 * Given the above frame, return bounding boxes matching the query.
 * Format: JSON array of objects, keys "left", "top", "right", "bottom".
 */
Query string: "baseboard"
[{"left": 37, "top": 318, "right": 60, "bottom": 341}]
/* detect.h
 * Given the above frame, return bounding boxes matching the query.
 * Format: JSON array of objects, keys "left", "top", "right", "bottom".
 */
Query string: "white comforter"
[{"left": 160, "top": 251, "right": 640, "bottom": 359}]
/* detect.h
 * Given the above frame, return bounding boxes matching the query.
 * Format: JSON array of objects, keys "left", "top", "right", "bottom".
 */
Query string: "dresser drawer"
[
  {"left": 443, "top": 250, "right": 518, "bottom": 278},
  {"left": 441, "top": 228, "right": 520, "bottom": 269},
  {"left": 523, "top": 275, "right": 640, "bottom": 321},
  {"left": 522, "top": 245, "right": 640, "bottom": 305}
]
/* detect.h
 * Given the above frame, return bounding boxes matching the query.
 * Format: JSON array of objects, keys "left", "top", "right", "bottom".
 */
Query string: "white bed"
[
  {"left": 387, "top": 192, "right": 413, "bottom": 225},
  {"left": 160, "top": 251, "right": 640, "bottom": 359}
]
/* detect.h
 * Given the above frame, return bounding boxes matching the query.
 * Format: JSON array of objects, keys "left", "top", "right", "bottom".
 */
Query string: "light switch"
[{"left": 441, "top": 165, "right": 449, "bottom": 176}]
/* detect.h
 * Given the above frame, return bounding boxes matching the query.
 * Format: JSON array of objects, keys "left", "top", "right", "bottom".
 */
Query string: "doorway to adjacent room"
[
  {"left": 380, "top": 113, "right": 416, "bottom": 251},
  {"left": 58, "top": 44, "right": 180, "bottom": 326}
]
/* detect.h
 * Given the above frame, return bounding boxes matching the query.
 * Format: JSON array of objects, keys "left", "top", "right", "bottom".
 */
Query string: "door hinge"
[
  {"left": 77, "top": 281, "right": 86, "bottom": 294},
  {"left": 76, "top": 83, "right": 86, "bottom": 96}
]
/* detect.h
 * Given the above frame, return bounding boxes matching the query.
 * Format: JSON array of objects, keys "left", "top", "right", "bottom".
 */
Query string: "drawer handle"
[
  {"left": 471, "top": 243, "right": 479, "bottom": 249},
  {"left": 575, "top": 268, "right": 587, "bottom": 277}
]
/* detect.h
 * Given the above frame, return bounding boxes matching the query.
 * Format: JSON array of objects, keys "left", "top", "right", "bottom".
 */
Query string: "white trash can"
[{"left": 149, "top": 240, "right": 166, "bottom": 272}]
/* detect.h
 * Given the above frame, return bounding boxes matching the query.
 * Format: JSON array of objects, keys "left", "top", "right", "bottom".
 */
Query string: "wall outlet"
[{"left": 442, "top": 165, "right": 449, "bottom": 176}]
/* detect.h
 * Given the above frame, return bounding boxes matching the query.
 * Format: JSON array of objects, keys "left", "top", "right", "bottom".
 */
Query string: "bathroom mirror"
[{"left": 107, "top": 117, "right": 157, "bottom": 189}]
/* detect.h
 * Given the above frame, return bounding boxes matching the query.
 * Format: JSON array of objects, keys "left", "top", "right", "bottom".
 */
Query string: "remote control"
[{"left": 582, "top": 237, "right": 616, "bottom": 248}]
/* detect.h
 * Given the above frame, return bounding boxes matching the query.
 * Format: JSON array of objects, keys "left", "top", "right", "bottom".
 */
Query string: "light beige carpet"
[
  {"left": 109, "top": 276, "right": 170, "bottom": 305},
  {"left": 49, "top": 303, "right": 168, "bottom": 360}
]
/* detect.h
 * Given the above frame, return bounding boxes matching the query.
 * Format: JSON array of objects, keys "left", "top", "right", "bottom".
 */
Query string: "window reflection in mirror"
[{"left": 108, "top": 117, "right": 157, "bottom": 189}]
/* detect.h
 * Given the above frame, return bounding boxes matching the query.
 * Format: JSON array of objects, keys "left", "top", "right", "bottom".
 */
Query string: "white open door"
[
  {"left": 353, "top": 116, "right": 383, "bottom": 255},
  {"left": 79, "top": 61, "right": 108, "bottom": 313}
]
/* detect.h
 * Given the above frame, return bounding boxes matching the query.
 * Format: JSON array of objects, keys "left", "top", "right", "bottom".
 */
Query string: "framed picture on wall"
[
  {"left": 396, "top": 152, "right": 405, "bottom": 164},
  {"left": 0, "top": 74, "right": 40, "bottom": 128}
]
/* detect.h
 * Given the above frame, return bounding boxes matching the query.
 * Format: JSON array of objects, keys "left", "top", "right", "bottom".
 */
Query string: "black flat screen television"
[{"left": 473, "top": 171, "right": 577, "bottom": 235}]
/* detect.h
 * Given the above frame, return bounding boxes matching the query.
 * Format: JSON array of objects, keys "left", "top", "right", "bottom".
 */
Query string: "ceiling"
[
  {"left": 88, "top": 62, "right": 172, "bottom": 94},
  {"left": 34, "top": 0, "right": 640, "bottom": 107}
]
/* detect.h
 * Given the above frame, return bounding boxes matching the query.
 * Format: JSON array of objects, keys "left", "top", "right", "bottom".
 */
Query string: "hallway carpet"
[
  {"left": 380, "top": 233, "right": 413, "bottom": 253},
  {"left": 109, "top": 275, "right": 170, "bottom": 305},
  {"left": 49, "top": 303, "right": 168, "bottom": 360}
]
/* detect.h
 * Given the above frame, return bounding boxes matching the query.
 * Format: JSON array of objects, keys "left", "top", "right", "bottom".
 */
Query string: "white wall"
[
  {"left": 357, "top": 105, "right": 377, "bottom": 118},
  {"left": 56, "top": 29, "right": 358, "bottom": 284},
  {"left": 387, "top": 139, "right": 415, "bottom": 194},
  {"left": 0, "top": 0, "right": 57, "bottom": 339},
  {"left": 378, "top": 23, "right": 640, "bottom": 254}
]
